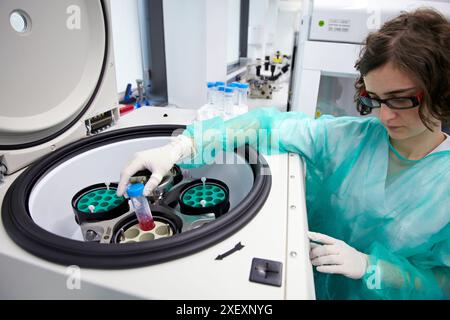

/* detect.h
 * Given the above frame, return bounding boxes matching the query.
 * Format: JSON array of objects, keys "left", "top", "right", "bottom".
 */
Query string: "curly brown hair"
[{"left": 354, "top": 8, "right": 450, "bottom": 129}]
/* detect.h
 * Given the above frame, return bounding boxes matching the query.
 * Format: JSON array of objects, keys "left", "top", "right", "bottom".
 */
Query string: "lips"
[{"left": 387, "top": 125, "right": 403, "bottom": 130}]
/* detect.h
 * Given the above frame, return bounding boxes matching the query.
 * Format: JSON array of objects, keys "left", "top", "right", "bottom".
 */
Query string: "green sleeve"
[
  {"left": 362, "top": 241, "right": 450, "bottom": 299},
  {"left": 179, "top": 107, "right": 376, "bottom": 169}
]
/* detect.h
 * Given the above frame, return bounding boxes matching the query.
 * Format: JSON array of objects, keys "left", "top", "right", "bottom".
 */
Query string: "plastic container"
[
  {"left": 229, "top": 82, "right": 240, "bottom": 105},
  {"left": 214, "top": 82, "right": 225, "bottom": 106},
  {"left": 224, "top": 86, "right": 234, "bottom": 116},
  {"left": 238, "top": 83, "right": 249, "bottom": 107},
  {"left": 127, "top": 183, "right": 155, "bottom": 231},
  {"left": 207, "top": 82, "right": 215, "bottom": 105},
  {"left": 216, "top": 85, "right": 226, "bottom": 112}
]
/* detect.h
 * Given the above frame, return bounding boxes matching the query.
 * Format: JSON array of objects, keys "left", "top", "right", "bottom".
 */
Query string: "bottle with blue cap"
[
  {"left": 216, "top": 85, "right": 226, "bottom": 112},
  {"left": 215, "top": 81, "right": 225, "bottom": 106},
  {"left": 224, "top": 86, "right": 235, "bottom": 116},
  {"left": 127, "top": 183, "right": 155, "bottom": 231},
  {"left": 206, "top": 82, "right": 216, "bottom": 106},
  {"left": 230, "top": 82, "right": 241, "bottom": 105},
  {"left": 238, "top": 83, "right": 249, "bottom": 108}
]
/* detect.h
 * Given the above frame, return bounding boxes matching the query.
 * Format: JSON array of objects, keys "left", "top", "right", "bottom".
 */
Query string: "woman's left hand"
[{"left": 308, "top": 231, "right": 369, "bottom": 280}]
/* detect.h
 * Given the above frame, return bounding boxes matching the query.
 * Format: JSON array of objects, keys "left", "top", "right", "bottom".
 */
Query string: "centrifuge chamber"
[
  {"left": 0, "top": 0, "right": 315, "bottom": 299},
  {"left": 1, "top": 106, "right": 315, "bottom": 299}
]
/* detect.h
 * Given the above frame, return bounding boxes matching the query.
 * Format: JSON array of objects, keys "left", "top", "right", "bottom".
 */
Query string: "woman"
[{"left": 117, "top": 9, "right": 449, "bottom": 299}]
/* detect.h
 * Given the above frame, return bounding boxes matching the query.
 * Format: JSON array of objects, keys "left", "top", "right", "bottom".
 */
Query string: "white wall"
[
  {"left": 207, "top": 0, "right": 228, "bottom": 83},
  {"left": 227, "top": 0, "right": 241, "bottom": 64},
  {"left": 110, "top": 0, "right": 144, "bottom": 93},
  {"left": 249, "top": 0, "right": 269, "bottom": 26},
  {"left": 265, "top": 0, "right": 280, "bottom": 56},
  {"left": 164, "top": 0, "right": 229, "bottom": 109},
  {"left": 164, "top": 0, "right": 208, "bottom": 109},
  {"left": 247, "top": 0, "right": 279, "bottom": 59},
  {"left": 248, "top": 0, "right": 268, "bottom": 60},
  {"left": 274, "top": 10, "right": 297, "bottom": 55}
]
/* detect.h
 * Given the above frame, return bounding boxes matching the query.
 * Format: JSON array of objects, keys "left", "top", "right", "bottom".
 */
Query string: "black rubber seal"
[
  {"left": 2, "top": 125, "right": 271, "bottom": 269},
  {"left": 0, "top": 0, "right": 109, "bottom": 150}
]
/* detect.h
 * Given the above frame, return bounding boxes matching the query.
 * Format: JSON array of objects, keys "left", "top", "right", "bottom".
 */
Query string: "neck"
[{"left": 390, "top": 127, "right": 445, "bottom": 160}]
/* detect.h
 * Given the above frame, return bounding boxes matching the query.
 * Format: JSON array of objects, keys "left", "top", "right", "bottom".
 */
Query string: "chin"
[{"left": 387, "top": 128, "right": 409, "bottom": 140}]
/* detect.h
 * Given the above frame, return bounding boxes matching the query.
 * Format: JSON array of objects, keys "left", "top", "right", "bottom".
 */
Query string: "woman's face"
[{"left": 363, "top": 61, "right": 429, "bottom": 140}]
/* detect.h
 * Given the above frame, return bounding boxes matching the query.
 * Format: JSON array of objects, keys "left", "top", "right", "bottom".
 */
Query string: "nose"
[{"left": 379, "top": 104, "right": 397, "bottom": 123}]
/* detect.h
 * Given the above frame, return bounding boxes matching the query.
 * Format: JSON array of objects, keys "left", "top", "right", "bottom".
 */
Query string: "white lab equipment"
[{"left": 290, "top": 0, "right": 450, "bottom": 117}]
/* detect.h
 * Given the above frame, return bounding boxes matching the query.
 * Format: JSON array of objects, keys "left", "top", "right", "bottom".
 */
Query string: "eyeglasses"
[{"left": 358, "top": 91, "right": 424, "bottom": 115}]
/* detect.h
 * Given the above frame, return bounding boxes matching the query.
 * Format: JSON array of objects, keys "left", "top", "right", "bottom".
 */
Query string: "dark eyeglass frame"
[{"left": 358, "top": 91, "right": 424, "bottom": 115}]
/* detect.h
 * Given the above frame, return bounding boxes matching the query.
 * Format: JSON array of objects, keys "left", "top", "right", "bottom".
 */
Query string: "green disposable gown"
[{"left": 180, "top": 107, "right": 450, "bottom": 299}]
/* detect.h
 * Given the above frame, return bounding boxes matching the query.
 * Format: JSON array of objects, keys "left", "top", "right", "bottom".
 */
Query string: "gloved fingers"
[
  {"left": 117, "top": 159, "right": 146, "bottom": 196},
  {"left": 308, "top": 231, "right": 337, "bottom": 245},
  {"left": 143, "top": 173, "right": 163, "bottom": 196},
  {"left": 315, "top": 265, "right": 346, "bottom": 276},
  {"left": 309, "top": 242, "right": 321, "bottom": 250},
  {"left": 311, "top": 254, "right": 343, "bottom": 267},
  {"left": 309, "top": 244, "right": 339, "bottom": 260}
]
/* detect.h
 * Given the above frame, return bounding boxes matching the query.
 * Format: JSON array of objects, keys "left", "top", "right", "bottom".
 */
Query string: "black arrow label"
[{"left": 215, "top": 242, "right": 245, "bottom": 260}]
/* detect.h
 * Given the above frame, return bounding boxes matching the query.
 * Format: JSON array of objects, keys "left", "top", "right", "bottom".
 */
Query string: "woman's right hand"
[{"left": 117, "top": 135, "right": 194, "bottom": 197}]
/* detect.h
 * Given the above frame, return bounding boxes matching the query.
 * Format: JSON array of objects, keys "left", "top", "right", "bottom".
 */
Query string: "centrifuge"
[{"left": 0, "top": 0, "right": 314, "bottom": 299}]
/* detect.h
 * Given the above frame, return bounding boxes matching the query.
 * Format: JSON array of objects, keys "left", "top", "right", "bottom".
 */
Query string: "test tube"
[{"left": 127, "top": 183, "right": 155, "bottom": 231}]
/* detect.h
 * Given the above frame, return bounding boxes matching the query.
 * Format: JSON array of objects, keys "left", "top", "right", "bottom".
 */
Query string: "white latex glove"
[
  {"left": 117, "top": 135, "right": 195, "bottom": 197},
  {"left": 308, "top": 231, "right": 369, "bottom": 280}
]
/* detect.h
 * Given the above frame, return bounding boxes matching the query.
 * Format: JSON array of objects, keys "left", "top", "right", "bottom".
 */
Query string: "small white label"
[{"left": 328, "top": 19, "right": 351, "bottom": 33}]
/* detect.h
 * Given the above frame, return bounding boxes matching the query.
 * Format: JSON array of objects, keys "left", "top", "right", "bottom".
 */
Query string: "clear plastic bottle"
[
  {"left": 214, "top": 81, "right": 225, "bottom": 106},
  {"left": 127, "top": 183, "right": 155, "bottom": 231},
  {"left": 224, "top": 86, "right": 234, "bottom": 116},
  {"left": 230, "top": 82, "right": 240, "bottom": 105},
  {"left": 207, "top": 82, "right": 215, "bottom": 105},
  {"left": 238, "top": 83, "right": 249, "bottom": 107},
  {"left": 216, "top": 85, "right": 226, "bottom": 112}
]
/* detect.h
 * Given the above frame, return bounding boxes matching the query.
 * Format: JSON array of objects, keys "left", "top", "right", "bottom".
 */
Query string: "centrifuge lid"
[{"left": 0, "top": 0, "right": 107, "bottom": 147}]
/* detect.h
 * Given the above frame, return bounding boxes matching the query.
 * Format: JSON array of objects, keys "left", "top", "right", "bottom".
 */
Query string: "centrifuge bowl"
[{"left": 2, "top": 125, "right": 271, "bottom": 269}]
